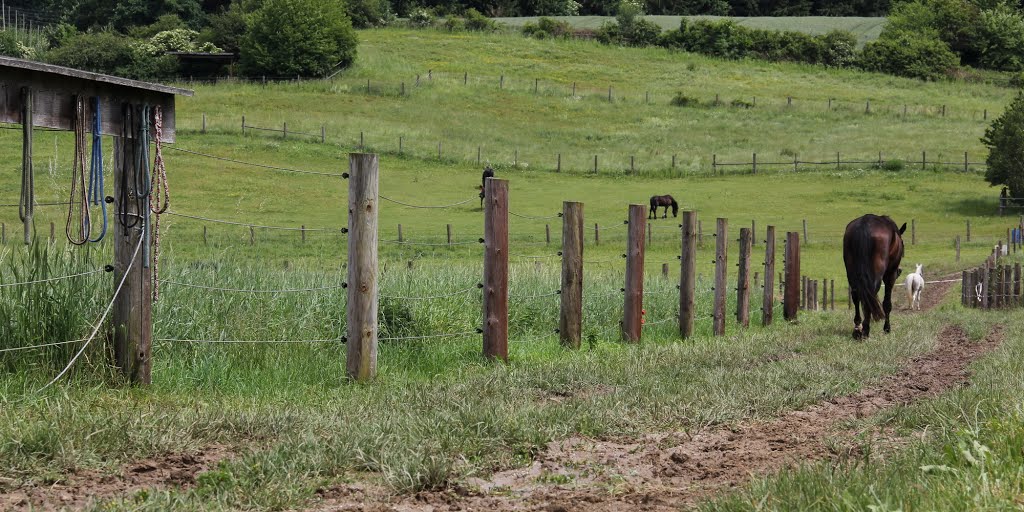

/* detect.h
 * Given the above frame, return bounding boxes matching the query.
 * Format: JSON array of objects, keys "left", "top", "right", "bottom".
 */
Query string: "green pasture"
[
  {"left": 0, "top": 27, "right": 1023, "bottom": 511},
  {"left": 493, "top": 15, "right": 888, "bottom": 46}
]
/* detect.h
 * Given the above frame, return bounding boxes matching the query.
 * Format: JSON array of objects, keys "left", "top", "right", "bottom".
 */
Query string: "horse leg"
[
  {"left": 662, "top": 206, "right": 667, "bottom": 219},
  {"left": 882, "top": 275, "right": 896, "bottom": 333},
  {"left": 852, "top": 290, "right": 863, "bottom": 339}
]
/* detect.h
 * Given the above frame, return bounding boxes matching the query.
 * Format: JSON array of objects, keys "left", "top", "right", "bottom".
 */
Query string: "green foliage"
[
  {"left": 43, "top": 23, "right": 79, "bottom": 49},
  {"left": 659, "top": 19, "right": 856, "bottom": 67},
  {"left": 444, "top": 16, "right": 466, "bottom": 31},
  {"left": 127, "top": 14, "right": 188, "bottom": 39},
  {"left": 0, "top": 30, "right": 25, "bottom": 58},
  {"left": 522, "top": 0, "right": 583, "bottom": 16},
  {"left": 522, "top": 17, "right": 574, "bottom": 38},
  {"left": 200, "top": 3, "right": 248, "bottom": 54},
  {"left": 859, "top": 32, "right": 959, "bottom": 80},
  {"left": 43, "top": 31, "right": 179, "bottom": 79},
  {"left": 239, "top": 0, "right": 358, "bottom": 77},
  {"left": 977, "top": 3, "right": 1024, "bottom": 71},
  {"left": 464, "top": 9, "right": 497, "bottom": 31},
  {"left": 150, "top": 28, "right": 222, "bottom": 53},
  {"left": 983, "top": 91, "right": 1024, "bottom": 201},
  {"left": 595, "top": 0, "right": 662, "bottom": 46},
  {"left": 408, "top": 8, "right": 436, "bottom": 27},
  {"left": 347, "top": 0, "right": 397, "bottom": 28},
  {"left": 669, "top": 92, "right": 701, "bottom": 106},
  {"left": 881, "top": 158, "right": 906, "bottom": 171}
]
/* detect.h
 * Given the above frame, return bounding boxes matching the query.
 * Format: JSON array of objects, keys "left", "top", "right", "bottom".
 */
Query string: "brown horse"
[
  {"left": 648, "top": 195, "right": 679, "bottom": 219},
  {"left": 842, "top": 214, "right": 906, "bottom": 339}
]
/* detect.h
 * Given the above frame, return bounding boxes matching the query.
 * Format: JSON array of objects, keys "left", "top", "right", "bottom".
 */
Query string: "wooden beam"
[{"left": 346, "top": 154, "right": 380, "bottom": 381}]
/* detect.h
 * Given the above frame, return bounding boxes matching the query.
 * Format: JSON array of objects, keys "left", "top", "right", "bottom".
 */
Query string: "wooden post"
[
  {"left": 1015, "top": 263, "right": 1021, "bottom": 307},
  {"left": 942, "top": 104, "right": 946, "bottom": 117},
  {"left": 911, "top": 219, "right": 916, "bottom": 245},
  {"left": 397, "top": 223, "right": 403, "bottom": 242},
  {"left": 608, "top": 86, "right": 613, "bottom": 102},
  {"left": 545, "top": 224, "right": 551, "bottom": 245},
  {"left": 447, "top": 223, "right": 453, "bottom": 245},
  {"left": 712, "top": 154, "right": 717, "bottom": 175},
  {"left": 672, "top": 154, "right": 677, "bottom": 169},
  {"left": 401, "top": 82, "right": 405, "bottom": 96},
  {"left": 964, "top": 151, "right": 969, "bottom": 172},
  {"left": 752, "top": 152, "right": 757, "bottom": 174},
  {"left": 784, "top": 232, "right": 800, "bottom": 321},
  {"left": 301, "top": 225, "right": 306, "bottom": 243},
  {"left": 763, "top": 225, "right": 775, "bottom": 326},
  {"left": 961, "top": 271, "right": 968, "bottom": 306},
  {"left": 572, "top": 81, "right": 576, "bottom": 97},
  {"left": 623, "top": 205, "right": 647, "bottom": 343},
  {"left": 594, "top": 223, "right": 600, "bottom": 245},
  {"left": 202, "top": 225, "right": 207, "bottom": 245},
  {"left": 283, "top": 121, "right": 287, "bottom": 139},
  {"left": 249, "top": 226, "right": 254, "bottom": 245},
  {"left": 360, "top": 131, "right": 364, "bottom": 149},
  {"left": 478, "top": 146, "right": 481, "bottom": 165},
  {"left": 21, "top": 87, "right": 31, "bottom": 244},
  {"left": 464, "top": 72, "right": 467, "bottom": 85},
  {"left": 483, "top": 178, "right": 509, "bottom": 360},
  {"left": 836, "top": 152, "right": 841, "bottom": 170},
  {"left": 534, "top": 78, "right": 539, "bottom": 94},
  {"left": 346, "top": 153, "right": 379, "bottom": 381},
  {"left": 680, "top": 211, "right": 697, "bottom": 338},
  {"left": 647, "top": 222, "right": 652, "bottom": 246},
  {"left": 737, "top": 227, "right": 752, "bottom": 327},
  {"left": 662, "top": 263, "right": 669, "bottom": 279},
  {"left": 830, "top": 279, "right": 835, "bottom": 310},
  {"left": 865, "top": 100, "right": 870, "bottom": 113},
  {"left": 801, "top": 275, "right": 807, "bottom": 310},
  {"left": 828, "top": 98, "right": 832, "bottom": 110},
  {"left": 500, "top": 75, "right": 504, "bottom": 89},
  {"left": 802, "top": 219, "right": 808, "bottom": 244},
  {"left": 112, "top": 135, "right": 152, "bottom": 385},
  {"left": 1, "top": 223, "right": 5, "bottom": 244},
  {"left": 201, "top": 112, "right": 206, "bottom": 133},
  {"left": 922, "top": 150, "right": 926, "bottom": 170},
  {"left": 956, "top": 235, "right": 961, "bottom": 262},
  {"left": 241, "top": 115, "right": 245, "bottom": 135},
  {"left": 560, "top": 201, "right": 583, "bottom": 349},
  {"left": 49, "top": 221, "right": 54, "bottom": 242},
  {"left": 399, "top": 136, "right": 403, "bottom": 154},
  {"left": 631, "top": 155, "right": 635, "bottom": 174},
  {"left": 713, "top": 218, "right": 728, "bottom": 336},
  {"left": 321, "top": 125, "right": 326, "bottom": 143},
  {"left": 751, "top": 220, "right": 756, "bottom": 246},
  {"left": 982, "top": 265, "right": 990, "bottom": 309},
  {"left": 593, "top": 155, "right": 598, "bottom": 173},
  {"left": 967, "top": 220, "right": 971, "bottom": 242},
  {"left": 557, "top": 153, "right": 561, "bottom": 172}
]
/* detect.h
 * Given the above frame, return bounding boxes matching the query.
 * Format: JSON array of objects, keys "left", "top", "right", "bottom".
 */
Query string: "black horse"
[
  {"left": 648, "top": 195, "right": 679, "bottom": 219},
  {"left": 479, "top": 166, "right": 495, "bottom": 207},
  {"left": 843, "top": 214, "right": 906, "bottom": 339}
]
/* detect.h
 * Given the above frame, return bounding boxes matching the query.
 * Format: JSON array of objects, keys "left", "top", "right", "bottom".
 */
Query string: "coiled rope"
[
  {"left": 19, "top": 87, "right": 34, "bottom": 243},
  {"left": 88, "top": 96, "right": 107, "bottom": 243},
  {"left": 150, "top": 106, "right": 169, "bottom": 301},
  {"left": 66, "top": 96, "right": 91, "bottom": 245}
]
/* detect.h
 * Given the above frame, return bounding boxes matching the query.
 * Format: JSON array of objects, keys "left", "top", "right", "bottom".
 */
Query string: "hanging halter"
[
  {"left": 150, "top": 106, "right": 170, "bottom": 301},
  {"left": 136, "top": 104, "right": 152, "bottom": 269},
  {"left": 88, "top": 96, "right": 107, "bottom": 243},
  {"left": 66, "top": 95, "right": 91, "bottom": 246}
]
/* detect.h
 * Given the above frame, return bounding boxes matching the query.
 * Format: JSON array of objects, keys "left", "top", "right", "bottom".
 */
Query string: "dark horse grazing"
[
  {"left": 648, "top": 195, "right": 679, "bottom": 219},
  {"left": 479, "top": 165, "right": 495, "bottom": 207},
  {"left": 843, "top": 214, "right": 906, "bottom": 339}
]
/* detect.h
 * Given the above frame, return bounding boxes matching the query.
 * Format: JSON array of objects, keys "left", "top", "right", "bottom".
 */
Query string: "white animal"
[{"left": 905, "top": 263, "right": 925, "bottom": 311}]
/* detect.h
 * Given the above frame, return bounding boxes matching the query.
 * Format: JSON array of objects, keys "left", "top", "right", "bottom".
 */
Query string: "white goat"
[{"left": 905, "top": 263, "right": 925, "bottom": 311}]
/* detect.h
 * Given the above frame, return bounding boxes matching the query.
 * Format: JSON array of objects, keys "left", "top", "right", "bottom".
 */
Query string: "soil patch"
[
  {"left": 0, "top": 445, "right": 230, "bottom": 511},
  {"left": 312, "top": 323, "right": 1003, "bottom": 512}
]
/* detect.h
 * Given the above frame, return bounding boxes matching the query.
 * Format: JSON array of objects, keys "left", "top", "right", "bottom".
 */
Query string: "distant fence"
[
  {"left": 170, "top": 68, "right": 1001, "bottom": 124},
  {"left": 713, "top": 151, "right": 987, "bottom": 174}
]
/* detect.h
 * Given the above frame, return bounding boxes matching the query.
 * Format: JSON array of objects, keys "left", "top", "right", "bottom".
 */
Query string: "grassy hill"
[{"left": 493, "top": 15, "right": 888, "bottom": 46}]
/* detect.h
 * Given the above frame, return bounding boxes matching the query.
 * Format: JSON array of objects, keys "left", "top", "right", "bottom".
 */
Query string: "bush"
[
  {"left": 669, "top": 92, "right": 700, "bottom": 107},
  {"left": 621, "top": 17, "right": 661, "bottom": 47},
  {"left": 730, "top": 98, "right": 754, "bottom": 108},
  {"left": 44, "top": 31, "right": 178, "bottom": 80},
  {"left": 199, "top": 4, "right": 247, "bottom": 54},
  {"left": 347, "top": 0, "right": 395, "bottom": 28},
  {"left": 408, "top": 8, "right": 435, "bottom": 27},
  {"left": 240, "top": 0, "right": 358, "bottom": 77},
  {"left": 0, "top": 30, "right": 24, "bottom": 58},
  {"left": 881, "top": 159, "right": 906, "bottom": 172},
  {"left": 443, "top": 16, "right": 465, "bottom": 31},
  {"left": 820, "top": 30, "right": 858, "bottom": 67},
  {"left": 977, "top": 4, "right": 1024, "bottom": 71},
  {"left": 522, "top": 17, "right": 573, "bottom": 39},
  {"left": 463, "top": 9, "right": 496, "bottom": 31},
  {"left": 983, "top": 91, "right": 1024, "bottom": 202},
  {"left": 858, "top": 33, "right": 959, "bottom": 80}
]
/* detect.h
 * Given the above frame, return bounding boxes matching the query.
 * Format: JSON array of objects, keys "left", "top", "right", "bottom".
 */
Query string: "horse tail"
[
  {"left": 857, "top": 269, "right": 884, "bottom": 321},
  {"left": 849, "top": 220, "right": 884, "bottom": 321}
]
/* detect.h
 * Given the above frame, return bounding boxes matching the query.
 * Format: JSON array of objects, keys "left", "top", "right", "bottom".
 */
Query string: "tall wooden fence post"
[
  {"left": 736, "top": 227, "right": 751, "bottom": 327},
  {"left": 956, "top": 235, "right": 961, "bottom": 262},
  {"left": 560, "top": 201, "right": 584, "bottom": 349},
  {"left": 112, "top": 135, "right": 153, "bottom": 385},
  {"left": 483, "top": 178, "right": 509, "bottom": 360},
  {"left": 21, "top": 87, "right": 32, "bottom": 245},
  {"left": 763, "top": 225, "right": 775, "bottom": 326},
  {"left": 784, "top": 232, "right": 800, "bottom": 321},
  {"left": 911, "top": 219, "right": 916, "bottom": 245},
  {"left": 623, "top": 204, "right": 647, "bottom": 342},
  {"left": 346, "top": 153, "right": 379, "bottom": 381},
  {"left": 680, "top": 211, "right": 697, "bottom": 338},
  {"left": 713, "top": 218, "right": 728, "bottom": 336}
]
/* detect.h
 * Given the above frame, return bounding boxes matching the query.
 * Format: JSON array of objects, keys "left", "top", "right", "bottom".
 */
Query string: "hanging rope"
[
  {"left": 66, "top": 96, "right": 90, "bottom": 246},
  {"left": 117, "top": 105, "right": 141, "bottom": 230},
  {"left": 150, "top": 106, "right": 170, "bottom": 302},
  {"left": 19, "top": 87, "right": 34, "bottom": 243},
  {"left": 88, "top": 96, "right": 107, "bottom": 243},
  {"left": 136, "top": 104, "right": 152, "bottom": 269}
]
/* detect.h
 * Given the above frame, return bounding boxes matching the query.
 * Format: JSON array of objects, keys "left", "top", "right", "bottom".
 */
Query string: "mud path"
[
  {"left": 0, "top": 446, "right": 228, "bottom": 511},
  {"left": 316, "top": 323, "right": 1003, "bottom": 512}
]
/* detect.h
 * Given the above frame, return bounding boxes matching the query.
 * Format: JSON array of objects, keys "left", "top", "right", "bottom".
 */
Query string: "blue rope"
[{"left": 88, "top": 97, "right": 107, "bottom": 242}]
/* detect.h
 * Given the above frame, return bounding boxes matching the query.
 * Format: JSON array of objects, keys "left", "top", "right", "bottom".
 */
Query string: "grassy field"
[
  {"left": 494, "top": 15, "right": 888, "bottom": 46},
  {"left": 0, "top": 27, "right": 1022, "bottom": 511}
]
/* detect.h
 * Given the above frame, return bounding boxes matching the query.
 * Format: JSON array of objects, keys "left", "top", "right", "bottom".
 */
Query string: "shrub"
[
  {"left": 859, "top": 33, "right": 959, "bottom": 80},
  {"left": 408, "top": 8, "right": 435, "bottom": 27},
  {"left": 346, "top": 0, "right": 395, "bottom": 28},
  {"left": 669, "top": 92, "right": 700, "bottom": 107},
  {"left": 240, "top": 0, "right": 358, "bottom": 77},
  {"left": 522, "top": 17, "right": 573, "bottom": 39},
  {"left": 983, "top": 91, "right": 1024, "bottom": 202},
  {"left": 622, "top": 17, "right": 661, "bottom": 47},
  {"left": 443, "top": 16, "right": 465, "bottom": 31},
  {"left": 730, "top": 99, "right": 754, "bottom": 108},
  {"left": 977, "top": 3, "right": 1024, "bottom": 71},
  {"left": 44, "top": 31, "right": 178, "bottom": 79},
  {"left": 0, "top": 30, "right": 24, "bottom": 58},
  {"left": 463, "top": 9, "right": 496, "bottom": 31},
  {"left": 881, "top": 159, "right": 906, "bottom": 172},
  {"left": 199, "top": 4, "right": 247, "bottom": 54},
  {"left": 820, "top": 30, "right": 858, "bottom": 67}
]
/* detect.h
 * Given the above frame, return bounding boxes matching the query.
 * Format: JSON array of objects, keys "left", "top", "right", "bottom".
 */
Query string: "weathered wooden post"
[
  {"left": 301, "top": 225, "right": 306, "bottom": 243},
  {"left": 201, "top": 112, "right": 206, "bottom": 133},
  {"left": 967, "top": 219, "right": 971, "bottom": 242},
  {"left": 956, "top": 235, "right": 961, "bottom": 262},
  {"left": 623, "top": 204, "right": 647, "bottom": 342},
  {"left": 763, "top": 225, "right": 775, "bottom": 326},
  {"left": 647, "top": 222, "right": 652, "bottom": 246},
  {"left": 397, "top": 223, "right": 403, "bottom": 242},
  {"left": 594, "top": 223, "right": 600, "bottom": 245},
  {"left": 202, "top": 225, "right": 207, "bottom": 245},
  {"left": 961, "top": 271, "right": 968, "bottom": 306},
  {"left": 737, "top": 227, "right": 752, "bottom": 327},
  {"left": 113, "top": 135, "right": 153, "bottom": 385},
  {"left": 662, "top": 263, "right": 669, "bottom": 279},
  {"left": 447, "top": 223, "right": 453, "bottom": 245},
  {"left": 801, "top": 275, "right": 807, "bottom": 310},
  {"left": 1015, "top": 263, "right": 1022, "bottom": 306},
  {"left": 830, "top": 279, "right": 835, "bottom": 310},
  {"left": 483, "top": 177, "right": 509, "bottom": 360},
  {"left": 560, "top": 201, "right": 583, "bottom": 349},
  {"left": 713, "top": 218, "right": 728, "bottom": 336},
  {"left": 249, "top": 226, "right": 255, "bottom": 245},
  {"left": 283, "top": 121, "right": 287, "bottom": 139},
  {"left": 680, "top": 211, "right": 697, "bottom": 338},
  {"left": 912, "top": 219, "right": 916, "bottom": 245},
  {"left": 784, "top": 232, "right": 800, "bottom": 321},
  {"left": 557, "top": 153, "right": 561, "bottom": 172},
  {"left": 346, "top": 153, "right": 379, "bottom": 381},
  {"left": 802, "top": 219, "right": 809, "bottom": 244}
]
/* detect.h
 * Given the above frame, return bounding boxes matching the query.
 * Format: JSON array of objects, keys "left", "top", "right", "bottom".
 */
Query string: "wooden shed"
[{"left": 1, "top": 56, "right": 193, "bottom": 385}]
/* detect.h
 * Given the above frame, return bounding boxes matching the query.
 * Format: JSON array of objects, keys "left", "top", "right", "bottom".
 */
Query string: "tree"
[
  {"left": 239, "top": 0, "right": 357, "bottom": 77},
  {"left": 983, "top": 91, "right": 1024, "bottom": 202}
]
